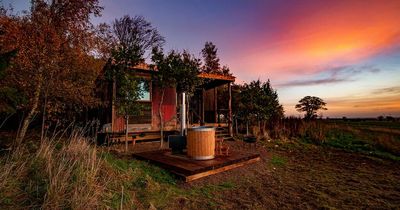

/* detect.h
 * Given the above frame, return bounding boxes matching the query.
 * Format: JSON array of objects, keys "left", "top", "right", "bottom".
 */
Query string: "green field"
[{"left": 323, "top": 120, "right": 400, "bottom": 160}]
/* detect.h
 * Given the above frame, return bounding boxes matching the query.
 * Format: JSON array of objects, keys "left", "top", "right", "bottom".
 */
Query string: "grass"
[
  {"left": 0, "top": 135, "right": 106, "bottom": 209},
  {"left": 103, "top": 153, "right": 237, "bottom": 208},
  {"left": 0, "top": 130, "right": 241, "bottom": 209},
  {"left": 320, "top": 125, "right": 400, "bottom": 161},
  {"left": 280, "top": 120, "right": 400, "bottom": 161},
  {"left": 270, "top": 155, "right": 287, "bottom": 167},
  {"left": 1, "top": 119, "right": 398, "bottom": 209},
  {"left": 100, "top": 152, "right": 182, "bottom": 209}
]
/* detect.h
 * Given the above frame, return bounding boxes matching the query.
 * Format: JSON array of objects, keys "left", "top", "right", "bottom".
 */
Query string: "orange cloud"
[{"left": 229, "top": 0, "right": 400, "bottom": 81}]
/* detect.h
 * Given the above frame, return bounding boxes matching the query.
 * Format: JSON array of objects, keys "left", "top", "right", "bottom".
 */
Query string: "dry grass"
[
  {"left": 0, "top": 130, "right": 133, "bottom": 209},
  {"left": 0, "top": 130, "right": 190, "bottom": 209}
]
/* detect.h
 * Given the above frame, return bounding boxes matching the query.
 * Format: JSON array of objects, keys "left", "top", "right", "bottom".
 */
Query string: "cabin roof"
[
  {"left": 197, "top": 72, "right": 235, "bottom": 82},
  {"left": 130, "top": 63, "right": 235, "bottom": 89}
]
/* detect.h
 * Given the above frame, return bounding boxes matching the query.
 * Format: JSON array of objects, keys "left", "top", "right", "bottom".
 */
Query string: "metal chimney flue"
[{"left": 181, "top": 92, "right": 186, "bottom": 136}]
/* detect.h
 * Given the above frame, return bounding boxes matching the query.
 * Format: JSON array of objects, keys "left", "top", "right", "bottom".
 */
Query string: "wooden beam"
[
  {"left": 198, "top": 72, "right": 235, "bottom": 81},
  {"left": 184, "top": 157, "right": 260, "bottom": 182},
  {"left": 214, "top": 87, "right": 218, "bottom": 124},
  {"left": 201, "top": 88, "right": 205, "bottom": 125},
  {"left": 228, "top": 82, "right": 233, "bottom": 136}
]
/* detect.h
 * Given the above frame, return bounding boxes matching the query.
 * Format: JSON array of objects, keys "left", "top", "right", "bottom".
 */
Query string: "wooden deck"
[{"left": 133, "top": 150, "right": 260, "bottom": 182}]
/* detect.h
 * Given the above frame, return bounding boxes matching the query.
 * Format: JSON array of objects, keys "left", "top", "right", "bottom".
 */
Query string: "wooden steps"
[{"left": 215, "top": 126, "right": 233, "bottom": 141}]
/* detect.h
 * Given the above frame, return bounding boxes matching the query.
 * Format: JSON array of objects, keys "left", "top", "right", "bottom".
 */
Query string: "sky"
[{"left": 3, "top": 0, "right": 400, "bottom": 118}]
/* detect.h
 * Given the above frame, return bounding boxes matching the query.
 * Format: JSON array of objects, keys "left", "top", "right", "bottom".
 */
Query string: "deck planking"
[{"left": 133, "top": 150, "right": 260, "bottom": 181}]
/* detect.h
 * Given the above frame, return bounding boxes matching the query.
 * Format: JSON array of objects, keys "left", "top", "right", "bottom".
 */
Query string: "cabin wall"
[
  {"left": 204, "top": 89, "right": 216, "bottom": 123},
  {"left": 151, "top": 85, "right": 177, "bottom": 131},
  {"left": 112, "top": 86, "right": 177, "bottom": 133},
  {"left": 107, "top": 70, "right": 235, "bottom": 133}
]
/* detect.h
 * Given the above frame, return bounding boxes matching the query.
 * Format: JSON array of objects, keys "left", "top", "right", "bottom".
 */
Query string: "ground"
[
  {"left": 116, "top": 139, "right": 400, "bottom": 209},
  {"left": 1, "top": 120, "right": 399, "bottom": 209}
]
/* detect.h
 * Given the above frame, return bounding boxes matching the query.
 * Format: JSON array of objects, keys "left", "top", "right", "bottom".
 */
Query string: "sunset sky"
[{"left": 4, "top": 0, "right": 400, "bottom": 118}]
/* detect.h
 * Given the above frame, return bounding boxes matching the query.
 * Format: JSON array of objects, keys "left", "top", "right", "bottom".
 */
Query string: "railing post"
[
  {"left": 181, "top": 92, "right": 186, "bottom": 135},
  {"left": 228, "top": 82, "right": 233, "bottom": 136}
]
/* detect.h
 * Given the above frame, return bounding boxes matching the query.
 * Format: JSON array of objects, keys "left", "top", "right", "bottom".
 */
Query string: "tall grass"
[
  {"left": 0, "top": 129, "right": 198, "bottom": 209},
  {"left": 0, "top": 131, "right": 118, "bottom": 209}
]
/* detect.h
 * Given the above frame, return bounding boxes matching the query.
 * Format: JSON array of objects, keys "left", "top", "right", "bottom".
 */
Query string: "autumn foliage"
[{"left": 1, "top": 1, "right": 105, "bottom": 142}]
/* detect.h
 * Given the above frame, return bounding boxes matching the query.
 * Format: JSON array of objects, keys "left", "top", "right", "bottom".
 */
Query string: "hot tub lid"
[{"left": 187, "top": 126, "right": 215, "bottom": 131}]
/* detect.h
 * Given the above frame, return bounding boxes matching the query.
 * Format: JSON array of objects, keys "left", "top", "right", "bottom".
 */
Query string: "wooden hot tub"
[{"left": 187, "top": 126, "right": 215, "bottom": 160}]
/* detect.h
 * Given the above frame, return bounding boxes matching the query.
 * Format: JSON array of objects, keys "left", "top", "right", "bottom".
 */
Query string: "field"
[{"left": 0, "top": 120, "right": 399, "bottom": 209}]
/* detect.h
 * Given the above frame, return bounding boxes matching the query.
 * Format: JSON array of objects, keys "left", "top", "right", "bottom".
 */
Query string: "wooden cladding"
[{"left": 128, "top": 102, "right": 152, "bottom": 124}]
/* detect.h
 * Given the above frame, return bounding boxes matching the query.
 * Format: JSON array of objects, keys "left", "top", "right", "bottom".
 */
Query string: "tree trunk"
[
  {"left": 263, "top": 121, "right": 267, "bottom": 137},
  {"left": 0, "top": 113, "right": 14, "bottom": 129},
  {"left": 41, "top": 91, "right": 48, "bottom": 141},
  {"left": 159, "top": 89, "right": 165, "bottom": 149},
  {"left": 246, "top": 121, "right": 249, "bottom": 136},
  {"left": 16, "top": 74, "right": 43, "bottom": 144},
  {"left": 125, "top": 115, "right": 129, "bottom": 152},
  {"left": 235, "top": 117, "right": 238, "bottom": 135}
]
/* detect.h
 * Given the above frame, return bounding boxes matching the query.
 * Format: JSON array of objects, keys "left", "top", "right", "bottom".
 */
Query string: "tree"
[
  {"left": 201, "top": 41, "right": 220, "bottom": 74},
  {"left": 221, "top": 65, "right": 232, "bottom": 76},
  {"left": 295, "top": 96, "right": 327, "bottom": 120},
  {"left": 0, "top": 9, "right": 25, "bottom": 125},
  {"left": 201, "top": 41, "right": 232, "bottom": 76},
  {"left": 151, "top": 48, "right": 201, "bottom": 148},
  {"left": 1, "top": 0, "right": 104, "bottom": 144},
  {"left": 238, "top": 80, "right": 283, "bottom": 135},
  {"left": 107, "top": 15, "right": 164, "bottom": 151},
  {"left": 257, "top": 80, "right": 284, "bottom": 135},
  {"left": 177, "top": 50, "right": 202, "bottom": 94},
  {"left": 0, "top": 50, "right": 24, "bottom": 114},
  {"left": 151, "top": 47, "right": 177, "bottom": 148}
]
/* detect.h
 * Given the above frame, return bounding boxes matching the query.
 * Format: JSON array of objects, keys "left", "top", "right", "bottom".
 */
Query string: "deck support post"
[
  {"left": 214, "top": 87, "right": 218, "bottom": 124},
  {"left": 228, "top": 82, "right": 233, "bottom": 136},
  {"left": 201, "top": 88, "right": 205, "bottom": 126},
  {"left": 181, "top": 92, "right": 186, "bottom": 135}
]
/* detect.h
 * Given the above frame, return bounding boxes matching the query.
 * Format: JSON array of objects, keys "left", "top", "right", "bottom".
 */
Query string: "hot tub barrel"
[{"left": 187, "top": 126, "right": 215, "bottom": 160}]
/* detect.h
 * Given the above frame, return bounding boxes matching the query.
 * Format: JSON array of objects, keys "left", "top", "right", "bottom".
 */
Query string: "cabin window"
[
  {"left": 116, "top": 79, "right": 152, "bottom": 124},
  {"left": 138, "top": 80, "right": 151, "bottom": 101},
  {"left": 130, "top": 79, "right": 152, "bottom": 124}
]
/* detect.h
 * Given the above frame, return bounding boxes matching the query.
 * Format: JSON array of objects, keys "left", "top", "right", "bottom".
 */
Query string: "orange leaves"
[{"left": 2, "top": 0, "right": 104, "bottom": 117}]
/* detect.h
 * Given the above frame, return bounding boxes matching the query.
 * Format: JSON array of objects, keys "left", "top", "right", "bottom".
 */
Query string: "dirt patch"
[
  {"left": 109, "top": 139, "right": 400, "bottom": 209},
  {"left": 170, "top": 141, "right": 400, "bottom": 209}
]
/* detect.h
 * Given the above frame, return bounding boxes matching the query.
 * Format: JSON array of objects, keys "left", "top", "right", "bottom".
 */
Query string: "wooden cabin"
[{"left": 96, "top": 63, "right": 235, "bottom": 141}]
